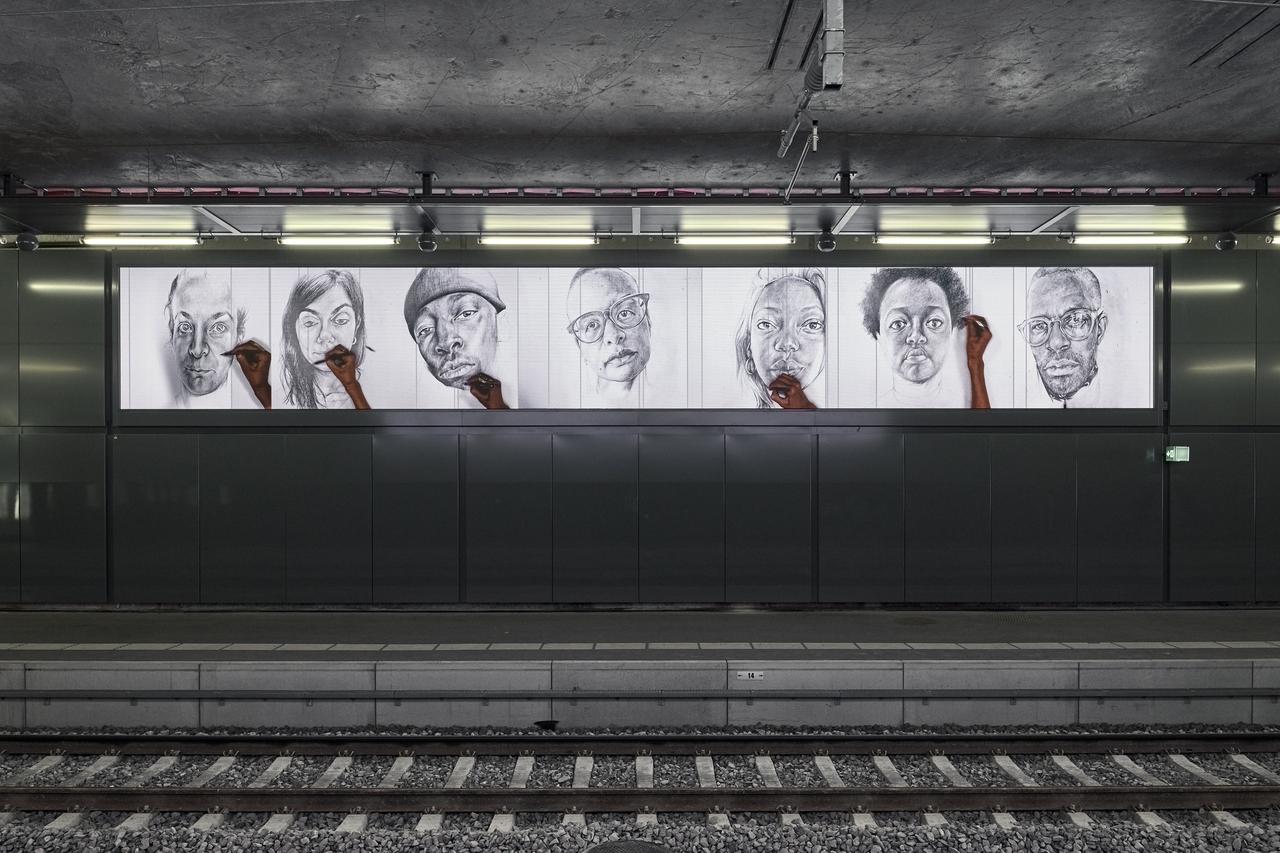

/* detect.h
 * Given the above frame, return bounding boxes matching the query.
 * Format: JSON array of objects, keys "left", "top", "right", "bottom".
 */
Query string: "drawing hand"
[
  {"left": 466, "top": 372, "right": 509, "bottom": 410},
  {"left": 965, "top": 314, "right": 992, "bottom": 364},
  {"left": 223, "top": 341, "right": 271, "bottom": 389},
  {"left": 768, "top": 373, "right": 816, "bottom": 410},
  {"left": 318, "top": 345, "right": 360, "bottom": 387}
]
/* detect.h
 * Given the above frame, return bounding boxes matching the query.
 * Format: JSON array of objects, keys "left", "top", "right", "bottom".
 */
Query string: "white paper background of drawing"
[
  {"left": 698, "top": 267, "right": 834, "bottom": 408},
  {"left": 1012, "top": 266, "right": 1152, "bottom": 409},
  {"left": 121, "top": 267, "right": 270, "bottom": 410}
]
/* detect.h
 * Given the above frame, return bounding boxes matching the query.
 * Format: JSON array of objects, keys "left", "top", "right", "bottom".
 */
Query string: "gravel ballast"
[
  {"left": 398, "top": 755, "right": 456, "bottom": 788},
  {"left": 528, "top": 755, "right": 575, "bottom": 788},
  {"left": 470, "top": 756, "right": 518, "bottom": 787},
  {"left": 772, "top": 755, "right": 824, "bottom": 787},
  {"left": 652, "top": 757, "right": 696, "bottom": 788},
  {"left": 590, "top": 756, "right": 637, "bottom": 787},
  {"left": 1190, "top": 752, "right": 1269, "bottom": 785},
  {"left": 332, "top": 756, "right": 395, "bottom": 787},
  {"left": 710, "top": 755, "right": 766, "bottom": 787},
  {"left": 0, "top": 814, "right": 1219, "bottom": 853},
  {"left": 948, "top": 755, "right": 1015, "bottom": 787}
]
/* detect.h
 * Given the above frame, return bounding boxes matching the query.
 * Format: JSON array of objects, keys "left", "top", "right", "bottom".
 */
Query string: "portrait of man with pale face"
[{"left": 164, "top": 270, "right": 245, "bottom": 401}]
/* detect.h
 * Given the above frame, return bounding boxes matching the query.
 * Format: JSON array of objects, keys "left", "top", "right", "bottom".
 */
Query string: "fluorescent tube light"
[
  {"left": 874, "top": 234, "right": 994, "bottom": 246},
  {"left": 1069, "top": 234, "right": 1189, "bottom": 246},
  {"left": 279, "top": 235, "right": 398, "bottom": 246},
  {"left": 674, "top": 235, "right": 794, "bottom": 246},
  {"left": 82, "top": 235, "right": 200, "bottom": 246},
  {"left": 478, "top": 235, "right": 598, "bottom": 246},
  {"left": 27, "top": 283, "right": 104, "bottom": 294},
  {"left": 1172, "top": 282, "right": 1245, "bottom": 294}
]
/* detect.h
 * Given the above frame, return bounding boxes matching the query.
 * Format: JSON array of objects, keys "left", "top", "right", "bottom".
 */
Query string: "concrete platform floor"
[{"left": 0, "top": 607, "right": 1278, "bottom": 661}]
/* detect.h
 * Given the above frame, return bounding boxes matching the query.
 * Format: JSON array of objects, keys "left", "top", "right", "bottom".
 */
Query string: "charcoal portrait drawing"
[
  {"left": 404, "top": 268, "right": 506, "bottom": 389},
  {"left": 861, "top": 266, "right": 969, "bottom": 406},
  {"left": 280, "top": 269, "right": 367, "bottom": 409},
  {"left": 1020, "top": 266, "right": 1108, "bottom": 407},
  {"left": 165, "top": 269, "right": 245, "bottom": 401},
  {"left": 566, "top": 267, "right": 652, "bottom": 403},
  {"left": 735, "top": 268, "right": 827, "bottom": 408}
]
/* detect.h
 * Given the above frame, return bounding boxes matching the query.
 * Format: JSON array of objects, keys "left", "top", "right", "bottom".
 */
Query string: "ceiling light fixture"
[
  {"left": 82, "top": 235, "right": 201, "bottom": 247},
  {"left": 1068, "top": 234, "right": 1190, "bottom": 246},
  {"left": 874, "top": 234, "right": 994, "bottom": 246},
  {"left": 478, "top": 234, "right": 599, "bottom": 247},
  {"left": 675, "top": 234, "right": 795, "bottom": 246},
  {"left": 279, "top": 235, "right": 398, "bottom": 247}
]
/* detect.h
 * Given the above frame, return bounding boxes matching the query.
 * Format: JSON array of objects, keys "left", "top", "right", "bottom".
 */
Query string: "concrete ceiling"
[{"left": 1, "top": 0, "right": 1278, "bottom": 189}]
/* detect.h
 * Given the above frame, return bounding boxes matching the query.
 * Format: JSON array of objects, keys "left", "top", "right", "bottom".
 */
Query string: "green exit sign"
[{"left": 1165, "top": 446, "right": 1191, "bottom": 463}]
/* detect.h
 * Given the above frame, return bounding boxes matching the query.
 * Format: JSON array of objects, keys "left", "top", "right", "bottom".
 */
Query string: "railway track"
[{"left": 1, "top": 732, "right": 1279, "bottom": 833}]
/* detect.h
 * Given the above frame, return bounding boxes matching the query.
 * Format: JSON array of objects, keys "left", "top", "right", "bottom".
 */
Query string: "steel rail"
[
  {"left": 1, "top": 784, "right": 1278, "bottom": 814},
  {"left": 4, "top": 687, "right": 1280, "bottom": 700},
  {"left": 3, "top": 732, "right": 1280, "bottom": 756}
]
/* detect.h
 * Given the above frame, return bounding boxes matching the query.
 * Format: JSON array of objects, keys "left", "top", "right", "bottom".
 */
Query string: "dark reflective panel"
[
  {"left": 1077, "top": 433, "right": 1163, "bottom": 602},
  {"left": 1261, "top": 253, "right": 1280, "bottom": 343},
  {"left": 285, "top": 434, "right": 372, "bottom": 604},
  {"left": 1170, "top": 342, "right": 1255, "bottom": 426},
  {"left": 1259, "top": 343, "right": 1280, "bottom": 426},
  {"left": 726, "top": 433, "right": 812, "bottom": 603},
  {"left": 199, "top": 434, "right": 287, "bottom": 603},
  {"left": 19, "top": 343, "right": 105, "bottom": 426},
  {"left": 638, "top": 433, "right": 725, "bottom": 603},
  {"left": 0, "top": 257, "right": 15, "bottom": 426},
  {"left": 1258, "top": 435, "right": 1280, "bottom": 601},
  {"left": 904, "top": 433, "right": 991, "bottom": 603},
  {"left": 554, "top": 433, "right": 638, "bottom": 603},
  {"left": 373, "top": 432, "right": 459, "bottom": 604},
  {"left": 20, "top": 433, "right": 106, "bottom": 603},
  {"left": 818, "top": 432, "right": 905, "bottom": 603},
  {"left": 0, "top": 435, "right": 17, "bottom": 601},
  {"left": 991, "top": 434, "right": 1076, "bottom": 602},
  {"left": 465, "top": 433, "right": 553, "bottom": 602},
  {"left": 112, "top": 434, "right": 199, "bottom": 603},
  {"left": 1170, "top": 252, "right": 1255, "bottom": 344},
  {"left": 17, "top": 252, "right": 105, "bottom": 344},
  {"left": 0, "top": 346, "right": 16, "bottom": 427},
  {"left": 0, "top": 254, "right": 16, "bottom": 343},
  {"left": 1169, "top": 432, "right": 1255, "bottom": 602}
]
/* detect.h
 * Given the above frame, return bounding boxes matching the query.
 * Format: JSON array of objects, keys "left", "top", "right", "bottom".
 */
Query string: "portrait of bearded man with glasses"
[
  {"left": 565, "top": 267, "right": 653, "bottom": 405},
  {"left": 1019, "top": 267, "right": 1109, "bottom": 407}
]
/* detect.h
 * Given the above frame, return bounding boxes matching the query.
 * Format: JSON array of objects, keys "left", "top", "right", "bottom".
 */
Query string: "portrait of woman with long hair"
[{"left": 280, "top": 269, "right": 368, "bottom": 409}]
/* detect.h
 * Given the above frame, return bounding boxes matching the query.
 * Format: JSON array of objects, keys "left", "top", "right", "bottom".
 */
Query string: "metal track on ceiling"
[{"left": 1, "top": 184, "right": 1274, "bottom": 201}]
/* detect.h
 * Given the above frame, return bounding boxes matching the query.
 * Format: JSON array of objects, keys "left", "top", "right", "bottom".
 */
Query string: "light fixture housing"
[
  {"left": 1068, "top": 234, "right": 1190, "bottom": 246},
  {"left": 674, "top": 234, "right": 795, "bottom": 246},
  {"left": 477, "top": 234, "right": 598, "bottom": 247},
  {"left": 874, "top": 234, "right": 994, "bottom": 246},
  {"left": 82, "top": 235, "right": 200, "bottom": 247},
  {"left": 279, "top": 235, "right": 398, "bottom": 247}
]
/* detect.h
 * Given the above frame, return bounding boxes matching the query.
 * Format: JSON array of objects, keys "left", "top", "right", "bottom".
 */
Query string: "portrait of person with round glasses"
[
  {"left": 1020, "top": 267, "right": 1108, "bottom": 407},
  {"left": 565, "top": 267, "right": 653, "bottom": 404}
]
